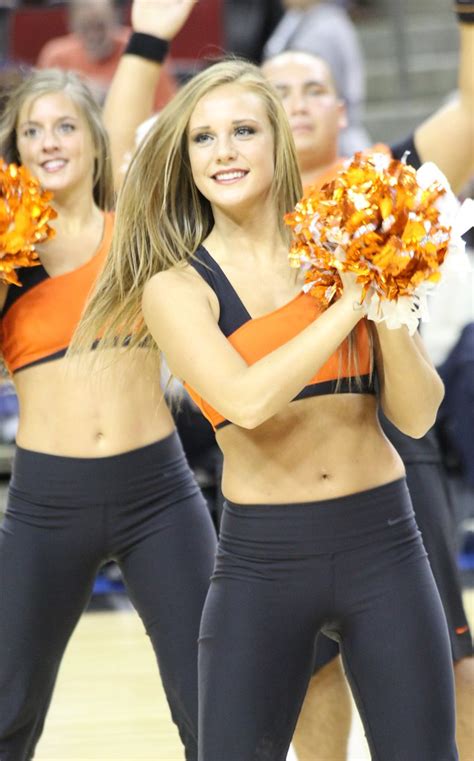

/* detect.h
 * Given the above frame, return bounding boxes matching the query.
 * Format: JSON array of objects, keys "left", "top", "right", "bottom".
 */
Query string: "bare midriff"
[
  {"left": 13, "top": 348, "right": 175, "bottom": 457},
  {"left": 217, "top": 394, "right": 405, "bottom": 504}
]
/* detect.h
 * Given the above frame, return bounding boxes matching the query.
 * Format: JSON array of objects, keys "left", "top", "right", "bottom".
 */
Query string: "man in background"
[{"left": 37, "top": 0, "right": 176, "bottom": 106}]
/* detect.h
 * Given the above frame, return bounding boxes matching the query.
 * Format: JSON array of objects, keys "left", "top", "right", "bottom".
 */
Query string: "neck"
[
  {"left": 208, "top": 201, "right": 288, "bottom": 267},
  {"left": 52, "top": 182, "right": 99, "bottom": 219},
  {"left": 52, "top": 191, "right": 102, "bottom": 234}
]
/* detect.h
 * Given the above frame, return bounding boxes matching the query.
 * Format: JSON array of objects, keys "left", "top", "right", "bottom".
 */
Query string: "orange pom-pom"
[
  {"left": 285, "top": 152, "right": 450, "bottom": 311},
  {"left": 0, "top": 159, "right": 57, "bottom": 286}
]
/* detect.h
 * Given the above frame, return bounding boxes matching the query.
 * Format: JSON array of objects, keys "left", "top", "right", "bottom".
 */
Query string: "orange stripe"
[{"left": 455, "top": 625, "right": 469, "bottom": 635}]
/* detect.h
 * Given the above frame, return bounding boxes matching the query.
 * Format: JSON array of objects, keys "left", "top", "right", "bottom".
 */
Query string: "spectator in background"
[
  {"left": 262, "top": 0, "right": 371, "bottom": 155},
  {"left": 36, "top": 0, "right": 176, "bottom": 106}
]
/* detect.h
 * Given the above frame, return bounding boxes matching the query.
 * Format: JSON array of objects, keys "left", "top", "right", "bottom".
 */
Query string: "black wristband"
[
  {"left": 455, "top": 2, "right": 474, "bottom": 23},
  {"left": 124, "top": 32, "right": 170, "bottom": 63}
]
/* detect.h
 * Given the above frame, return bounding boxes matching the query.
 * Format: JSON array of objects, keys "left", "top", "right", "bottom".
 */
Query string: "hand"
[
  {"left": 131, "top": 0, "right": 198, "bottom": 40},
  {"left": 339, "top": 269, "right": 366, "bottom": 312}
]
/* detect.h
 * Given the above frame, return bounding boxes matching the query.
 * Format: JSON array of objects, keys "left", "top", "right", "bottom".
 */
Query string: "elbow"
[
  {"left": 225, "top": 396, "right": 271, "bottom": 430},
  {"left": 383, "top": 377, "right": 445, "bottom": 439},
  {"left": 400, "top": 391, "right": 445, "bottom": 440},
  {"left": 230, "top": 408, "right": 266, "bottom": 431},
  {"left": 401, "top": 418, "right": 435, "bottom": 440}
]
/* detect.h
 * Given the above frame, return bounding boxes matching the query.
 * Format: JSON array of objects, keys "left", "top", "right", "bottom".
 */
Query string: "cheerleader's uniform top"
[
  {"left": 184, "top": 245, "right": 375, "bottom": 431},
  {"left": 0, "top": 212, "right": 114, "bottom": 374}
]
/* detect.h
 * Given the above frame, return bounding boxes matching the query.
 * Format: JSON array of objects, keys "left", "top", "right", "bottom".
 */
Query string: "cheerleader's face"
[
  {"left": 187, "top": 83, "right": 276, "bottom": 216},
  {"left": 16, "top": 90, "right": 96, "bottom": 199}
]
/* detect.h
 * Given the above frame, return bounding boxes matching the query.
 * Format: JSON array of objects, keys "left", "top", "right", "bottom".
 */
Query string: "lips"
[
  {"left": 40, "top": 159, "right": 67, "bottom": 173},
  {"left": 212, "top": 169, "right": 248, "bottom": 183},
  {"left": 290, "top": 122, "right": 314, "bottom": 133}
]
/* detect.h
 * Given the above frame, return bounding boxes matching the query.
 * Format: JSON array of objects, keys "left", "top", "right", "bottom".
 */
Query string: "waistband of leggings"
[
  {"left": 10, "top": 430, "right": 194, "bottom": 500},
  {"left": 221, "top": 478, "right": 416, "bottom": 556}
]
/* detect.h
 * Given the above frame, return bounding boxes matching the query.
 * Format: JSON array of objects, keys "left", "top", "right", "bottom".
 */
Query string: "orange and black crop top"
[
  {"left": 0, "top": 212, "right": 114, "bottom": 374},
  {"left": 184, "top": 246, "right": 375, "bottom": 431}
]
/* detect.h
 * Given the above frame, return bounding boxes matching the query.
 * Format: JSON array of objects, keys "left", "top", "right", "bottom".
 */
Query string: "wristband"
[
  {"left": 124, "top": 32, "right": 170, "bottom": 63},
  {"left": 455, "top": 2, "right": 474, "bottom": 23}
]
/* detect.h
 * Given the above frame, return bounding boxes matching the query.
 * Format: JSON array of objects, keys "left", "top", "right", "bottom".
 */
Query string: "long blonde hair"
[
  {"left": 0, "top": 68, "right": 114, "bottom": 210},
  {"left": 72, "top": 58, "right": 303, "bottom": 355}
]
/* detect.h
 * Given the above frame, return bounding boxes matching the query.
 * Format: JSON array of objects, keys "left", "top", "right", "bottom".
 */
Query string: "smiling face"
[
  {"left": 262, "top": 51, "right": 346, "bottom": 171},
  {"left": 16, "top": 90, "right": 96, "bottom": 200},
  {"left": 187, "top": 83, "right": 276, "bottom": 218}
]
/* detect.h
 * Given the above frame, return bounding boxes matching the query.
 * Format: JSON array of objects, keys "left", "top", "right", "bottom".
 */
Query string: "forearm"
[
  {"left": 415, "top": 18, "right": 474, "bottom": 192},
  {"left": 214, "top": 298, "right": 364, "bottom": 429},
  {"left": 374, "top": 324, "right": 444, "bottom": 438},
  {"left": 103, "top": 52, "right": 162, "bottom": 188},
  {"left": 103, "top": 0, "right": 196, "bottom": 190}
]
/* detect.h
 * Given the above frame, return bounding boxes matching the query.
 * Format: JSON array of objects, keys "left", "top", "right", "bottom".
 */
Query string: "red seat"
[
  {"left": 9, "top": 6, "right": 69, "bottom": 66},
  {"left": 9, "top": 1, "right": 223, "bottom": 71}
]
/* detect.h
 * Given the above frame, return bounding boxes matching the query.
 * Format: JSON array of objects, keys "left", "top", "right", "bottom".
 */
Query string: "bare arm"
[
  {"left": 142, "top": 269, "right": 365, "bottom": 430},
  {"left": 415, "top": 22, "right": 474, "bottom": 193},
  {"left": 104, "top": 0, "right": 197, "bottom": 189},
  {"left": 373, "top": 323, "right": 445, "bottom": 438}
]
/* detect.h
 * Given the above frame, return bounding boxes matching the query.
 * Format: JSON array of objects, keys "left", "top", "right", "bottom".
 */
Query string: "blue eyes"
[
  {"left": 58, "top": 122, "right": 75, "bottom": 133},
  {"left": 21, "top": 122, "right": 76, "bottom": 139},
  {"left": 193, "top": 125, "right": 256, "bottom": 144},
  {"left": 193, "top": 133, "right": 212, "bottom": 144},
  {"left": 235, "top": 126, "right": 255, "bottom": 136}
]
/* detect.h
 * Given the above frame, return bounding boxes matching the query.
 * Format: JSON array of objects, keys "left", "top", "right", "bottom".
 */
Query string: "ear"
[{"left": 337, "top": 100, "right": 348, "bottom": 131}]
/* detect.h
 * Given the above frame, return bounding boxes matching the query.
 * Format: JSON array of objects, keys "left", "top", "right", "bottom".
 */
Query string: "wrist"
[
  {"left": 455, "top": 2, "right": 474, "bottom": 23},
  {"left": 336, "top": 292, "right": 366, "bottom": 325},
  {"left": 124, "top": 32, "right": 170, "bottom": 64}
]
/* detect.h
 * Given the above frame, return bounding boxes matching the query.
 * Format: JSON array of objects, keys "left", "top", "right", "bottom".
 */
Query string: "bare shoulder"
[
  {"left": 143, "top": 262, "right": 217, "bottom": 316},
  {"left": 146, "top": 263, "right": 198, "bottom": 292}
]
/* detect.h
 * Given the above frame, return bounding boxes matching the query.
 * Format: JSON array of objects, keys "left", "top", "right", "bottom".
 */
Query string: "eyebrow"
[
  {"left": 274, "top": 79, "right": 328, "bottom": 89},
  {"left": 189, "top": 117, "right": 260, "bottom": 134},
  {"left": 19, "top": 115, "right": 79, "bottom": 127}
]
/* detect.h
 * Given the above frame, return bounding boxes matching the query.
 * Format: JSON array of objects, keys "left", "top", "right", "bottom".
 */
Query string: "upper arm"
[
  {"left": 142, "top": 270, "right": 251, "bottom": 425},
  {"left": 372, "top": 326, "right": 437, "bottom": 391},
  {"left": 413, "top": 24, "right": 474, "bottom": 194},
  {"left": 414, "top": 100, "right": 474, "bottom": 194}
]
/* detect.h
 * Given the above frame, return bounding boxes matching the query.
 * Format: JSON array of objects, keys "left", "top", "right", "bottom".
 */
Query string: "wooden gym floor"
[{"left": 32, "top": 590, "right": 474, "bottom": 761}]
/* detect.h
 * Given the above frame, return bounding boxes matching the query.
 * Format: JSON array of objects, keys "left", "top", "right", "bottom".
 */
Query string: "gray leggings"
[
  {"left": 198, "top": 479, "right": 457, "bottom": 761},
  {"left": 0, "top": 432, "right": 217, "bottom": 761}
]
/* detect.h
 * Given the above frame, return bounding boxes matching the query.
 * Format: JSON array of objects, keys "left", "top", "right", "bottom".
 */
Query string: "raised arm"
[
  {"left": 104, "top": 0, "right": 197, "bottom": 189},
  {"left": 373, "top": 323, "right": 445, "bottom": 439},
  {"left": 415, "top": 10, "right": 474, "bottom": 193},
  {"left": 143, "top": 269, "right": 367, "bottom": 430}
]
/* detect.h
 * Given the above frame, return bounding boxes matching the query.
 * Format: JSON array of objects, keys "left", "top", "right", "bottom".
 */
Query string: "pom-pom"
[
  {"left": 0, "top": 159, "right": 57, "bottom": 286},
  {"left": 285, "top": 152, "right": 473, "bottom": 334}
]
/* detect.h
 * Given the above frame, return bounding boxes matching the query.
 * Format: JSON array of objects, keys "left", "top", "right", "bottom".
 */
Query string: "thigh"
[
  {"left": 339, "top": 538, "right": 457, "bottom": 761},
  {"left": 198, "top": 553, "right": 324, "bottom": 761}
]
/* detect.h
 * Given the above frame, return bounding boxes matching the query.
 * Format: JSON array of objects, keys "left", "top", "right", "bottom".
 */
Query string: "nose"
[
  {"left": 288, "top": 90, "right": 308, "bottom": 115},
  {"left": 215, "top": 134, "right": 238, "bottom": 163},
  {"left": 40, "top": 128, "right": 60, "bottom": 153}
]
